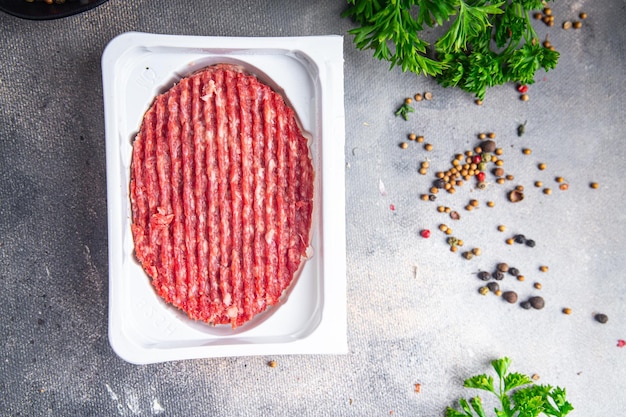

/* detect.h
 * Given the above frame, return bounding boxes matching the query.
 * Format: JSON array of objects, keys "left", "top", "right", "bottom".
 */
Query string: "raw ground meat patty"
[{"left": 130, "top": 63, "right": 314, "bottom": 328}]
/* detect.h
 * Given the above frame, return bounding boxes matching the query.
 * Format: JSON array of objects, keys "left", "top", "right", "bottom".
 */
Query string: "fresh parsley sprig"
[
  {"left": 343, "top": 0, "right": 560, "bottom": 99},
  {"left": 446, "top": 357, "right": 574, "bottom": 417}
]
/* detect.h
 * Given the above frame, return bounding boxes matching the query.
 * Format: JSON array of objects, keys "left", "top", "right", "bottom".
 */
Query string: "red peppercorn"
[
  {"left": 517, "top": 84, "right": 528, "bottom": 93},
  {"left": 472, "top": 155, "right": 482, "bottom": 164},
  {"left": 420, "top": 229, "right": 431, "bottom": 238},
  {"left": 476, "top": 171, "right": 486, "bottom": 182}
]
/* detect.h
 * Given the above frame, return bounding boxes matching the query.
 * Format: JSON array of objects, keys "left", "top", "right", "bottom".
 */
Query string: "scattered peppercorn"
[
  {"left": 424, "top": 92, "right": 433, "bottom": 100},
  {"left": 539, "top": 265, "right": 549, "bottom": 272},
  {"left": 472, "top": 248, "right": 482, "bottom": 256},
  {"left": 559, "top": 183, "right": 569, "bottom": 191},
  {"left": 534, "top": 282, "right": 542, "bottom": 290},
  {"left": 573, "top": 21, "right": 582, "bottom": 29},
  {"left": 450, "top": 211, "right": 460, "bottom": 220},
  {"left": 492, "top": 271, "right": 504, "bottom": 280},
  {"left": 478, "top": 286, "right": 489, "bottom": 295},
  {"left": 463, "top": 251, "right": 474, "bottom": 260},
  {"left": 594, "top": 313, "right": 609, "bottom": 324},
  {"left": 482, "top": 140, "right": 496, "bottom": 153},
  {"left": 522, "top": 148, "right": 532, "bottom": 155},
  {"left": 508, "top": 189, "right": 524, "bottom": 202},
  {"left": 562, "top": 308, "right": 572, "bottom": 315},
  {"left": 534, "top": 181, "right": 543, "bottom": 187},
  {"left": 562, "top": 21, "right": 572, "bottom": 30},
  {"left": 420, "top": 229, "right": 431, "bottom": 238},
  {"left": 424, "top": 143, "right": 433, "bottom": 151},
  {"left": 520, "top": 94, "right": 529, "bottom": 101},
  {"left": 478, "top": 271, "right": 491, "bottom": 281},
  {"left": 525, "top": 239, "right": 536, "bottom": 248},
  {"left": 487, "top": 282, "right": 500, "bottom": 293},
  {"left": 520, "top": 301, "right": 532, "bottom": 309},
  {"left": 590, "top": 182, "right": 599, "bottom": 189},
  {"left": 478, "top": 133, "right": 487, "bottom": 140},
  {"left": 268, "top": 360, "right": 277, "bottom": 368},
  {"left": 416, "top": 135, "right": 425, "bottom": 143},
  {"left": 514, "top": 234, "right": 526, "bottom": 244},
  {"left": 414, "top": 93, "right": 423, "bottom": 101},
  {"left": 487, "top": 201, "right": 495, "bottom": 207},
  {"left": 498, "top": 225, "right": 506, "bottom": 232},
  {"left": 579, "top": 12, "right": 587, "bottom": 19},
  {"left": 428, "top": 194, "right": 437, "bottom": 201},
  {"left": 529, "top": 296, "right": 545, "bottom": 309},
  {"left": 506, "top": 238, "right": 514, "bottom": 245},
  {"left": 517, "top": 275, "right": 525, "bottom": 282},
  {"left": 509, "top": 267, "right": 520, "bottom": 276},
  {"left": 400, "top": 142, "right": 408, "bottom": 149},
  {"left": 502, "top": 291, "right": 518, "bottom": 303},
  {"left": 498, "top": 263, "right": 509, "bottom": 273},
  {"left": 405, "top": 98, "right": 412, "bottom": 104},
  {"left": 543, "top": 188, "right": 552, "bottom": 195},
  {"left": 538, "top": 163, "right": 546, "bottom": 170}
]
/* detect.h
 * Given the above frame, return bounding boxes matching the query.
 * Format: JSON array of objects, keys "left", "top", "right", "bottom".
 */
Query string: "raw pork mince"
[{"left": 130, "top": 64, "right": 314, "bottom": 328}]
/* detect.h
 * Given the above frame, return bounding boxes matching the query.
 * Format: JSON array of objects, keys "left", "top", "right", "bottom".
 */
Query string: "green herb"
[
  {"left": 446, "top": 357, "right": 573, "bottom": 417},
  {"left": 342, "top": 0, "right": 560, "bottom": 100},
  {"left": 395, "top": 102, "right": 415, "bottom": 120}
]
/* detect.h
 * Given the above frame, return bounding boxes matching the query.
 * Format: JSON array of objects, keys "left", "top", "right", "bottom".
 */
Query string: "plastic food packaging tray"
[{"left": 102, "top": 32, "right": 346, "bottom": 364}]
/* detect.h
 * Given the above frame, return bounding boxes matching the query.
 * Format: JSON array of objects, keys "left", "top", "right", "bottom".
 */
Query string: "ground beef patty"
[{"left": 130, "top": 63, "right": 314, "bottom": 328}]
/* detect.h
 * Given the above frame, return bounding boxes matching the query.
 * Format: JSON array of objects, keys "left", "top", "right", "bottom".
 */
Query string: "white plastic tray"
[{"left": 102, "top": 32, "right": 346, "bottom": 364}]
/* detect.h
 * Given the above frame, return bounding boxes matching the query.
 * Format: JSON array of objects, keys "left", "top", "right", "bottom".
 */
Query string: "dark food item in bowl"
[
  {"left": 130, "top": 63, "right": 315, "bottom": 329},
  {"left": 0, "top": 0, "right": 108, "bottom": 20}
]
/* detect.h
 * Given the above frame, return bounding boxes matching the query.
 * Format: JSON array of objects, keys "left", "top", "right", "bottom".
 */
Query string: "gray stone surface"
[{"left": 1, "top": 0, "right": 624, "bottom": 416}]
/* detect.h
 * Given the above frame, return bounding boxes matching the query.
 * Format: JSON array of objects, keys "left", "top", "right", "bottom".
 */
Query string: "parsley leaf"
[
  {"left": 343, "top": 0, "right": 560, "bottom": 99},
  {"left": 447, "top": 357, "right": 573, "bottom": 417}
]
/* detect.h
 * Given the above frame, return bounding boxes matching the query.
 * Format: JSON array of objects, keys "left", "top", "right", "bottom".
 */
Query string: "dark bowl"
[{"left": 0, "top": 0, "right": 108, "bottom": 20}]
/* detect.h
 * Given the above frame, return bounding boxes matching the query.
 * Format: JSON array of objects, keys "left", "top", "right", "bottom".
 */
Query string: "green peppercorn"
[{"left": 478, "top": 286, "right": 489, "bottom": 295}]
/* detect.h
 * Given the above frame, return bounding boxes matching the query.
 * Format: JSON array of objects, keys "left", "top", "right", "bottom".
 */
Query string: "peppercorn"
[
  {"left": 594, "top": 313, "right": 608, "bottom": 324},
  {"left": 543, "top": 7, "right": 552, "bottom": 16},
  {"left": 434, "top": 179, "right": 446, "bottom": 189},
  {"left": 478, "top": 286, "right": 489, "bottom": 295},
  {"left": 515, "top": 185, "right": 524, "bottom": 192},
  {"left": 562, "top": 21, "right": 572, "bottom": 30},
  {"left": 495, "top": 159, "right": 504, "bottom": 167},
  {"left": 447, "top": 187, "right": 456, "bottom": 194},
  {"left": 405, "top": 98, "right": 412, "bottom": 104},
  {"left": 506, "top": 238, "right": 514, "bottom": 245},
  {"left": 472, "top": 248, "right": 482, "bottom": 256},
  {"left": 419, "top": 168, "right": 428, "bottom": 175},
  {"left": 424, "top": 143, "right": 433, "bottom": 151},
  {"left": 487, "top": 201, "right": 495, "bottom": 207},
  {"left": 457, "top": 239, "right": 464, "bottom": 246},
  {"left": 424, "top": 92, "right": 433, "bottom": 100},
  {"left": 414, "top": 93, "right": 423, "bottom": 101},
  {"left": 478, "top": 271, "right": 491, "bottom": 281},
  {"left": 487, "top": 282, "right": 500, "bottom": 293},
  {"left": 538, "top": 163, "right": 546, "bottom": 170},
  {"left": 492, "top": 271, "right": 504, "bottom": 280},
  {"left": 502, "top": 291, "right": 518, "bottom": 304},
  {"left": 534, "top": 181, "right": 543, "bottom": 187},
  {"left": 514, "top": 234, "right": 526, "bottom": 244},
  {"left": 447, "top": 236, "right": 458, "bottom": 246},
  {"left": 416, "top": 136, "right": 424, "bottom": 143},
  {"left": 421, "top": 194, "right": 429, "bottom": 201},
  {"left": 498, "top": 263, "right": 509, "bottom": 273},
  {"left": 428, "top": 194, "right": 437, "bottom": 201},
  {"left": 437, "top": 206, "right": 445, "bottom": 213},
  {"left": 590, "top": 182, "right": 599, "bottom": 189},
  {"left": 493, "top": 167, "right": 504, "bottom": 177},
  {"left": 520, "top": 94, "right": 529, "bottom": 101},
  {"left": 463, "top": 251, "right": 474, "bottom": 260},
  {"left": 562, "top": 307, "right": 572, "bottom": 315},
  {"left": 529, "top": 296, "right": 545, "bottom": 309},
  {"left": 573, "top": 21, "right": 582, "bottom": 29},
  {"left": 522, "top": 148, "right": 532, "bottom": 155},
  {"left": 475, "top": 99, "right": 483, "bottom": 106},
  {"left": 465, "top": 204, "right": 473, "bottom": 211},
  {"left": 506, "top": 174, "right": 514, "bottom": 181},
  {"left": 525, "top": 239, "right": 536, "bottom": 248},
  {"left": 478, "top": 133, "right": 487, "bottom": 140},
  {"left": 481, "top": 153, "right": 492, "bottom": 162},
  {"left": 579, "top": 12, "right": 587, "bottom": 19},
  {"left": 534, "top": 282, "right": 542, "bottom": 290},
  {"left": 482, "top": 140, "right": 496, "bottom": 153},
  {"left": 450, "top": 245, "right": 458, "bottom": 253},
  {"left": 268, "top": 360, "right": 277, "bottom": 368},
  {"left": 517, "top": 275, "right": 525, "bottom": 282},
  {"left": 508, "top": 189, "right": 524, "bottom": 202},
  {"left": 533, "top": 12, "right": 542, "bottom": 20},
  {"left": 520, "top": 301, "right": 532, "bottom": 309},
  {"left": 450, "top": 211, "right": 460, "bottom": 220},
  {"left": 498, "top": 225, "right": 506, "bottom": 232},
  {"left": 509, "top": 267, "right": 520, "bottom": 276},
  {"left": 400, "top": 142, "right": 408, "bottom": 149},
  {"left": 420, "top": 229, "right": 431, "bottom": 238}
]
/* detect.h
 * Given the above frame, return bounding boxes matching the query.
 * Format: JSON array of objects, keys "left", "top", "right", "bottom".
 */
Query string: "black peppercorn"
[
  {"left": 594, "top": 313, "right": 609, "bottom": 324},
  {"left": 529, "top": 296, "right": 545, "bottom": 310},
  {"left": 520, "top": 301, "right": 532, "bottom": 309},
  {"left": 492, "top": 271, "right": 504, "bottom": 280},
  {"left": 434, "top": 179, "right": 446, "bottom": 189},
  {"left": 478, "top": 271, "right": 491, "bottom": 281},
  {"left": 487, "top": 282, "right": 500, "bottom": 292},
  {"left": 514, "top": 234, "right": 526, "bottom": 244},
  {"left": 525, "top": 239, "right": 536, "bottom": 247},
  {"left": 509, "top": 267, "right": 520, "bottom": 276},
  {"left": 428, "top": 194, "right": 437, "bottom": 201},
  {"left": 503, "top": 291, "right": 518, "bottom": 303}
]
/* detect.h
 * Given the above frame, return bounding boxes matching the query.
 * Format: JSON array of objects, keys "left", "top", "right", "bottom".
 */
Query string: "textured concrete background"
[{"left": 1, "top": 0, "right": 625, "bottom": 416}]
